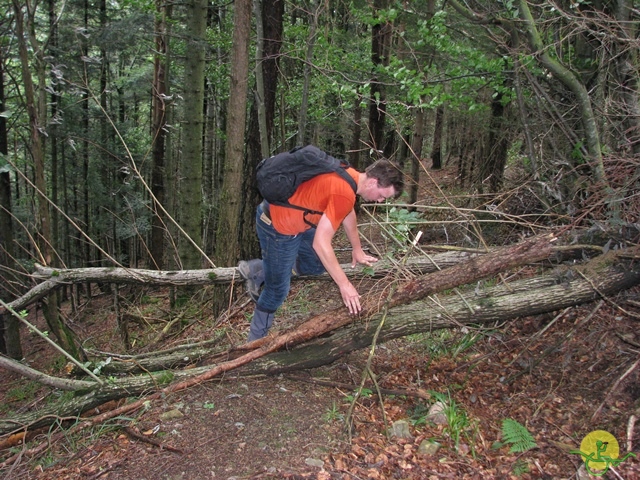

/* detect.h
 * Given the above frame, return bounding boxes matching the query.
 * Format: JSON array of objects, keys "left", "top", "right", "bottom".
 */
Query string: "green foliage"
[
  {"left": 512, "top": 458, "right": 530, "bottom": 476},
  {"left": 381, "top": 207, "right": 424, "bottom": 251},
  {"left": 412, "top": 328, "right": 480, "bottom": 360},
  {"left": 153, "top": 370, "right": 175, "bottom": 385},
  {"left": 323, "top": 401, "right": 344, "bottom": 422},
  {"left": 408, "top": 401, "right": 430, "bottom": 426},
  {"left": 429, "top": 390, "right": 475, "bottom": 452},
  {"left": 384, "top": 9, "right": 515, "bottom": 110},
  {"left": 344, "top": 388, "right": 372, "bottom": 403},
  {"left": 83, "top": 356, "right": 112, "bottom": 375},
  {"left": 6, "top": 381, "right": 39, "bottom": 403},
  {"left": 501, "top": 418, "right": 537, "bottom": 453}
]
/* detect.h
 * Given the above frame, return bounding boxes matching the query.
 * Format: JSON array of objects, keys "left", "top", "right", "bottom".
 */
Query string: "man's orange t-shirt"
[{"left": 269, "top": 169, "right": 359, "bottom": 235}]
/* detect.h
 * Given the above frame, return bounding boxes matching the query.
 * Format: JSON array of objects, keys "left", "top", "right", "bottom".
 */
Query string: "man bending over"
[{"left": 239, "top": 151, "right": 404, "bottom": 341}]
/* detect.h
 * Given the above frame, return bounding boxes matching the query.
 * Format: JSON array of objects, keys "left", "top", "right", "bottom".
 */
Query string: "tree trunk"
[
  {"left": 1, "top": 246, "right": 638, "bottom": 436},
  {"left": 349, "top": 90, "right": 363, "bottom": 170},
  {"left": 253, "top": 0, "right": 270, "bottom": 157},
  {"left": 179, "top": 0, "right": 207, "bottom": 269},
  {"left": 517, "top": 0, "right": 607, "bottom": 186},
  {"left": 480, "top": 91, "right": 509, "bottom": 193},
  {"left": 367, "top": 0, "right": 391, "bottom": 154},
  {"left": 13, "top": 0, "right": 79, "bottom": 358},
  {"left": 8, "top": 249, "right": 481, "bottom": 313},
  {"left": 613, "top": 0, "right": 640, "bottom": 157},
  {"left": 296, "top": 0, "right": 321, "bottom": 146},
  {"left": 431, "top": 106, "right": 444, "bottom": 170},
  {"left": 149, "top": 0, "right": 170, "bottom": 270},
  {"left": 215, "top": 0, "right": 252, "bottom": 267},
  {"left": 241, "top": 0, "right": 284, "bottom": 260},
  {"left": 409, "top": 105, "right": 426, "bottom": 205},
  {"left": 0, "top": 48, "right": 22, "bottom": 358},
  {"left": 241, "top": 255, "right": 640, "bottom": 373}
]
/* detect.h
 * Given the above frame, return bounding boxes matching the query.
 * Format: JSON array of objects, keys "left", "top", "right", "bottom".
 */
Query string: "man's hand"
[
  {"left": 351, "top": 248, "right": 378, "bottom": 268},
  {"left": 339, "top": 281, "right": 362, "bottom": 315},
  {"left": 313, "top": 214, "right": 368, "bottom": 315}
]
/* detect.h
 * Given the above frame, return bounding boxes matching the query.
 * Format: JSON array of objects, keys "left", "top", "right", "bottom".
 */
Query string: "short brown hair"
[{"left": 365, "top": 159, "right": 404, "bottom": 198}]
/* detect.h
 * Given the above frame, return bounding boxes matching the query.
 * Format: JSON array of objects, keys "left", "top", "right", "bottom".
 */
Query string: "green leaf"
[{"left": 501, "top": 418, "right": 537, "bottom": 453}]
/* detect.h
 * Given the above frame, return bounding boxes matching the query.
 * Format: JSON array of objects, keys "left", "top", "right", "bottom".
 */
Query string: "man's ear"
[{"left": 366, "top": 177, "right": 379, "bottom": 189}]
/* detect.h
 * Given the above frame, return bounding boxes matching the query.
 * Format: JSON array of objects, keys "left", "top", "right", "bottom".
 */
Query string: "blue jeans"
[{"left": 255, "top": 203, "right": 326, "bottom": 314}]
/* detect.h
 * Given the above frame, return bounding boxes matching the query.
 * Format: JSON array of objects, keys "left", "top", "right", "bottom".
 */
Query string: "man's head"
[{"left": 358, "top": 159, "right": 404, "bottom": 203}]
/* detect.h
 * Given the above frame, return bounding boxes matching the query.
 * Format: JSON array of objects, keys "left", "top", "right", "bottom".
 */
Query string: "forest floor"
[{"left": 1, "top": 165, "right": 640, "bottom": 479}]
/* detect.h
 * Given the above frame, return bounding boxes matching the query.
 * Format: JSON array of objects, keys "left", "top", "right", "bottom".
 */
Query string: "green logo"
[{"left": 571, "top": 430, "right": 636, "bottom": 476}]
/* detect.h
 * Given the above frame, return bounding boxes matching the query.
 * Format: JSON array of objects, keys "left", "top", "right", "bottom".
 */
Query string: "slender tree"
[
  {"left": 150, "top": 0, "right": 171, "bottom": 269},
  {"left": 0, "top": 46, "right": 23, "bottom": 358},
  {"left": 296, "top": 0, "right": 321, "bottom": 146},
  {"left": 179, "top": 0, "right": 208, "bottom": 269},
  {"left": 516, "top": 0, "right": 606, "bottom": 186},
  {"left": 367, "top": 0, "right": 392, "bottom": 155},
  {"left": 242, "top": 0, "right": 284, "bottom": 259},
  {"left": 216, "top": 0, "right": 252, "bottom": 266},
  {"left": 12, "top": 0, "right": 80, "bottom": 357}
]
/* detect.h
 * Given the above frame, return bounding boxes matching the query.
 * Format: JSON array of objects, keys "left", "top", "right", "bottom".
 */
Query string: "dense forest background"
[{"left": 1, "top": 0, "right": 639, "bottom": 358}]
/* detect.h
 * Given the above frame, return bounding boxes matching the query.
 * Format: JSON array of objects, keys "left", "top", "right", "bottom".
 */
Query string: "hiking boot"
[
  {"left": 247, "top": 307, "right": 275, "bottom": 341},
  {"left": 238, "top": 259, "right": 264, "bottom": 302}
]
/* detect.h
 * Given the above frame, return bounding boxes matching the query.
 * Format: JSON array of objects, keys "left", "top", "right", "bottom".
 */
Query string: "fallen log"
[
  {"left": 6, "top": 234, "right": 602, "bottom": 316},
  {"left": 5, "top": 250, "right": 482, "bottom": 314},
  {"left": 1, "top": 238, "right": 638, "bottom": 452},
  {"left": 0, "top": 234, "right": 556, "bottom": 436},
  {"left": 240, "top": 252, "right": 640, "bottom": 373}
]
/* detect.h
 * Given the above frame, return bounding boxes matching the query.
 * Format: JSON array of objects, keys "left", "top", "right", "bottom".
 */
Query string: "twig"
[
  {"left": 628, "top": 415, "right": 637, "bottom": 453},
  {"left": 616, "top": 332, "right": 640, "bottom": 349},
  {"left": 122, "top": 426, "right": 183, "bottom": 454},
  {"left": 344, "top": 301, "right": 391, "bottom": 441},
  {"left": 591, "top": 356, "right": 640, "bottom": 422}
]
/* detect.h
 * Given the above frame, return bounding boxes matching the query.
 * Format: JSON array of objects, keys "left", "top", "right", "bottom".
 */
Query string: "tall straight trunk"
[
  {"left": 0, "top": 50, "right": 22, "bottom": 358},
  {"left": 216, "top": 0, "right": 252, "bottom": 266},
  {"left": 253, "top": 0, "right": 269, "bottom": 158},
  {"left": 48, "top": 0, "right": 59, "bottom": 269},
  {"left": 99, "top": 0, "right": 116, "bottom": 266},
  {"left": 367, "top": 0, "right": 391, "bottom": 155},
  {"left": 179, "top": 0, "right": 208, "bottom": 269},
  {"left": 13, "top": 0, "right": 80, "bottom": 358},
  {"left": 162, "top": 6, "right": 177, "bottom": 270},
  {"left": 431, "top": 106, "right": 444, "bottom": 170},
  {"left": 150, "top": 0, "right": 170, "bottom": 270},
  {"left": 409, "top": 106, "right": 426, "bottom": 206},
  {"left": 349, "top": 90, "right": 363, "bottom": 170},
  {"left": 241, "top": 0, "right": 283, "bottom": 260},
  {"left": 480, "top": 91, "right": 509, "bottom": 193},
  {"left": 81, "top": 0, "right": 91, "bottom": 268},
  {"left": 296, "top": 0, "right": 320, "bottom": 146},
  {"left": 513, "top": 56, "right": 537, "bottom": 174}
]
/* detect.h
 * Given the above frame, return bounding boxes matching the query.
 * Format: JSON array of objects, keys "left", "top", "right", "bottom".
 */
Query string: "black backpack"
[{"left": 256, "top": 145, "right": 357, "bottom": 226}]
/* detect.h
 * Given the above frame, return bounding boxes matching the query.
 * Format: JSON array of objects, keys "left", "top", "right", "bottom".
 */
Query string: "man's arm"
[{"left": 313, "top": 214, "right": 363, "bottom": 315}]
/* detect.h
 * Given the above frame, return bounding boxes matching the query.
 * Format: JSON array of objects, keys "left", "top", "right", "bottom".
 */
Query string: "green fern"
[{"left": 501, "top": 418, "right": 537, "bottom": 453}]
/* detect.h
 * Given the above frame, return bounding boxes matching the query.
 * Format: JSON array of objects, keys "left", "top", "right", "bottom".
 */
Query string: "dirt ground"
[{"left": 2, "top": 165, "right": 640, "bottom": 479}]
